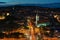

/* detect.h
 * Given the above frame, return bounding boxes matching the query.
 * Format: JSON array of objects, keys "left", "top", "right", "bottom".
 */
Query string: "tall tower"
[{"left": 36, "top": 13, "right": 39, "bottom": 26}]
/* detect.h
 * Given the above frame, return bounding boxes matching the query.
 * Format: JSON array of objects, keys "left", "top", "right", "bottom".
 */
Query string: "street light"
[{"left": 7, "top": 13, "right": 10, "bottom": 16}]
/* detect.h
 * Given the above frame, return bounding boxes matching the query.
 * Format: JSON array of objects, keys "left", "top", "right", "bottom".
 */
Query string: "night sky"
[
  {"left": 0, "top": 0, "right": 60, "bottom": 4},
  {"left": 0, "top": 0, "right": 60, "bottom": 8}
]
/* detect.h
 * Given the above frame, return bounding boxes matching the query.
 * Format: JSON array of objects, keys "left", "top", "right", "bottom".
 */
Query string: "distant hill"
[
  {"left": 17, "top": 3, "right": 60, "bottom": 8},
  {"left": 0, "top": 3, "right": 60, "bottom": 8},
  {"left": 0, "top": 2, "right": 6, "bottom": 3},
  {"left": 39, "top": 3, "right": 60, "bottom": 8}
]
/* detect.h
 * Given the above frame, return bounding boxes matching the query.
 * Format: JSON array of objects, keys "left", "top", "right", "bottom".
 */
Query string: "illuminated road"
[
  {"left": 0, "top": 37, "right": 59, "bottom": 40},
  {"left": 43, "top": 37, "right": 59, "bottom": 40},
  {"left": 0, "top": 38, "right": 27, "bottom": 40}
]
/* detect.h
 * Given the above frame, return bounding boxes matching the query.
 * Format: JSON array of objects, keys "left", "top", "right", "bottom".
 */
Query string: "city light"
[
  {"left": 0, "top": 4, "right": 59, "bottom": 40},
  {"left": 7, "top": 13, "right": 10, "bottom": 16},
  {"left": 57, "top": 16, "right": 60, "bottom": 22},
  {"left": 54, "top": 15, "right": 58, "bottom": 18},
  {"left": 54, "top": 15, "right": 60, "bottom": 22},
  {"left": 0, "top": 16, "right": 5, "bottom": 20}
]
